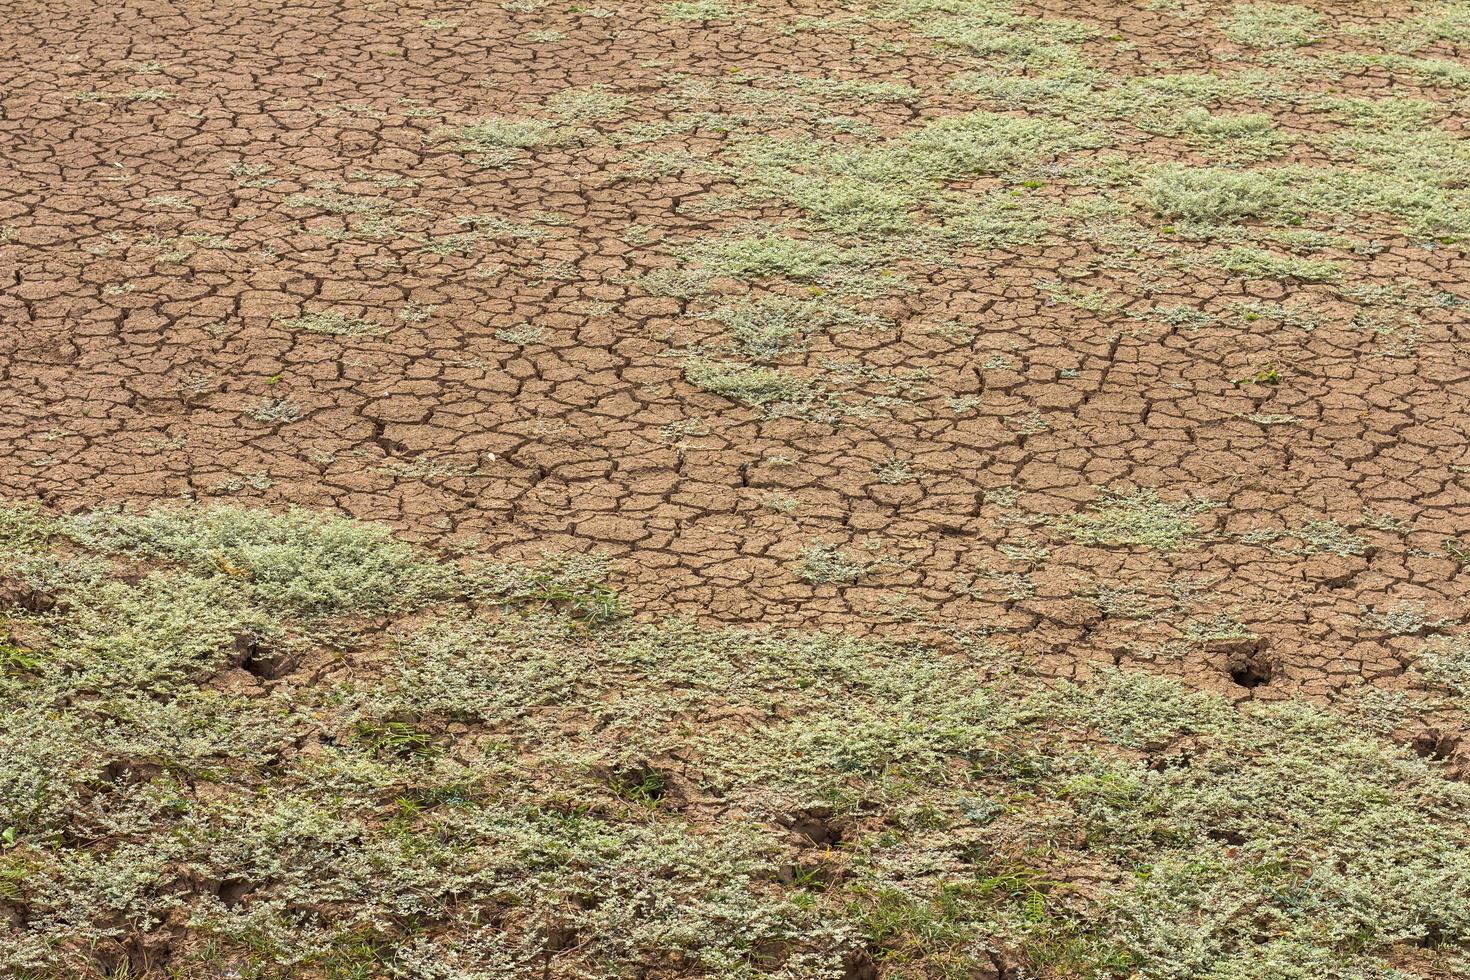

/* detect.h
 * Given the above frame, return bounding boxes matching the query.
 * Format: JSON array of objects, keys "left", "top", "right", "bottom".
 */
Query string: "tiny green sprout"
[
  {"left": 0, "top": 638, "right": 40, "bottom": 675},
  {"left": 356, "top": 720, "right": 436, "bottom": 759},
  {"left": 610, "top": 767, "right": 668, "bottom": 808},
  {"left": 1235, "top": 363, "right": 1282, "bottom": 386},
  {"left": 1022, "top": 179, "right": 1045, "bottom": 190},
  {"left": 265, "top": 374, "right": 282, "bottom": 386},
  {"left": 792, "top": 865, "right": 828, "bottom": 889}
]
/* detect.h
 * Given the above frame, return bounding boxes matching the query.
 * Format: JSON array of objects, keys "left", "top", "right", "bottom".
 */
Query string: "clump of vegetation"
[
  {"left": 1241, "top": 518, "right": 1369, "bottom": 557},
  {"left": 705, "top": 296, "right": 884, "bottom": 359},
  {"left": 1142, "top": 165, "right": 1284, "bottom": 224},
  {"left": 880, "top": 111, "right": 1097, "bottom": 180},
  {"left": 773, "top": 172, "right": 922, "bottom": 235},
  {"left": 1416, "top": 635, "right": 1470, "bottom": 699},
  {"left": 724, "top": 111, "right": 1093, "bottom": 240},
  {"left": 1234, "top": 362, "right": 1282, "bottom": 385},
  {"left": 1220, "top": 3, "right": 1325, "bottom": 47},
  {"left": 934, "top": 193, "right": 1052, "bottom": 249},
  {"left": 440, "top": 116, "right": 578, "bottom": 166},
  {"left": 1054, "top": 489, "right": 1217, "bottom": 550},
  {"left": 795, "top": 543, "right": 871, "bottom": 583},
  {"left": 468, "top": 551, "right": 624, "bottom": 624},
  {"left": 61, "top": 503, "right": 453, "bottom": 618},
  {"left": 915, "top": 5, "right": 1098, "bottom": 76},
  {"left": 662, "top": 0, "right": 739, "bottom": 20},
  {"left": 684, "top": 233, "right": 865, "bottom": 283},
  {"left": 684, "top": 359, "right": 814, "bottom": 406},
  {"left": 1177, "top": 109, "right": 1289, "bottom": 161},
  {"left": 548, "top": 85, "right": 631, "bottom": 122},
  {"left": 1210, "top": 246, "right": 1343, "bottom": 283},
  {"left": 1364, "top": 602, "right": 1450, "bottom": 637},
  {"left": 279, "top": 311, "right": 382, "bottom": 336},
  {"left": 495, "top": 323, "right": 546, "bottom": 345},
  {"left": 246, "top": 395, "right": 304, "bottom": 424}
]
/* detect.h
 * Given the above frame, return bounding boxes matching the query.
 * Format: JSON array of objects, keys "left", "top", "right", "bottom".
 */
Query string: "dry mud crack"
[{"left": 3, "top": 0, "right": 1470, "bottom": 975}]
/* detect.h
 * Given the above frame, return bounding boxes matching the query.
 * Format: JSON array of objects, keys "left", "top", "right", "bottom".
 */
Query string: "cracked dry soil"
[{"left": 3, "top": 0, "right": 1470, "bottom": 827}]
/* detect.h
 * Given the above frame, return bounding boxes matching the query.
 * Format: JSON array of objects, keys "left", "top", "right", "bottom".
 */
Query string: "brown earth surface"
[{"left": 2, "top": 0, "right": 1469, "bottom": 723}]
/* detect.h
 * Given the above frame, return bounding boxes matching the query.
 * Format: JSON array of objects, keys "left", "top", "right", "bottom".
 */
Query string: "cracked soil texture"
[{"left": 2, "top": 0, "right": 1470, "bottom": 728}]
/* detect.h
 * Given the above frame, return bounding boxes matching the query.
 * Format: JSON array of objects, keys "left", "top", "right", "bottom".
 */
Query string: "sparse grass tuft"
[
  {"left": 1417, "top": 636, "right": 1470, "bottom": 698},
  {"left": 468, "top": 551, "right": 624, "bottom": 624},
  {"left": 1210, "top": 246, "right": 1342, "bottom": 283},
  {"left": 685, "top": 234, "right": 864, "bottom": 283},
  {"left": 246, "top": 395, "right": 304, "bottom": 424},
  {"left": 662, "top": 0, "right": 739, "bottom": 20},
  {"left": 705, "top": 296, "right": 884, "bottom": 359},
  {"left": 548, "top": 85, "right": 631, "bottom": 122}
]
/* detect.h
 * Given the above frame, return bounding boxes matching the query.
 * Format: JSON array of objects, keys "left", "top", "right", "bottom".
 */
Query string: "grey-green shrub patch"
[
  {"left": 1052, "top": 489, "right": 1218, "bottom": 550},
  {"left": 61, "top": 503, "right": 453, "bottom": 618},
  {"left": 1141, "top": 165, "right": 1284, "bottom": 224},
  {"left": 2, "top": 503, "right": 1470, "bottom": 977},
  {"left": 1219, "top": 3, "right": 1325, "bottom": 48},
  {"left": 684, "top": 358, "right": 815, "bottom": 406}
]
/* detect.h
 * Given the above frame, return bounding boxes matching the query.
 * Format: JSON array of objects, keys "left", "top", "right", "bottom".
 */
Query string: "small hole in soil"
[
  {"left": 101, "top": 760, "right": 162, "bottom": 786},
  {"left": 841, "top": 949, "right": 879, "bottom": 980},
  {"left": 242, "top": 649, "right": 297, "bottom": 680},
  {"left": 779, "top": 806, "right": 845, "bottom": 847},
  {"left": 1147, "top": 750, "right": 1193, "bottom": 772},
  {"left": 542, "top": 920, "right": 578, "bottom": 952},
  {"left": 1228, "top": 650, "right": 1274, "bottom": 689},
  {"left": 1229, "top": 665, "right": 1270, "bottom": 688},
  {"left": 1412, "top": 731, "right": 1460, "bottom": 762},
  {"left": 0, "top": 581, "right": 57, "bottom": 614},
  {"left": 217, "top": 878, "right": 253, "bottom": 908},
  {"left": 106, "top": 928, "right": 178, "bottom": 974},
  {"left": 750, "top": 938, "right": 792, "bottom": 968},
  {"left": 235, "top": 634, "right": 297, "bottom": 680}
]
